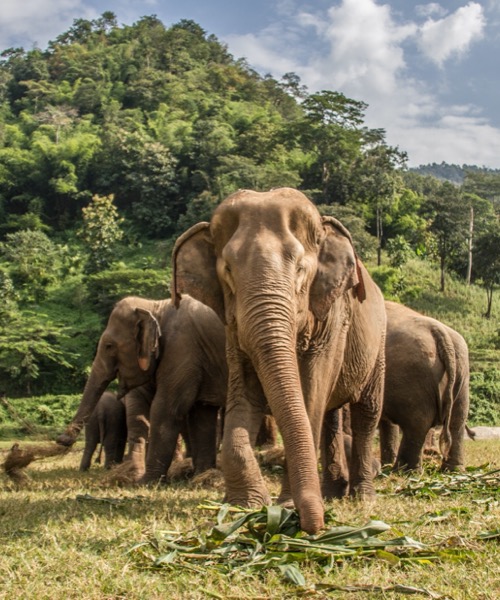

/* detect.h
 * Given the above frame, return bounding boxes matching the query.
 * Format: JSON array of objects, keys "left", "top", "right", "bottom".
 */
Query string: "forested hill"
[
  {"left": 411, "top": 162, "right": 500, "bottom": 185},
  {"left": 0, "top": 12, "right": 410, "bottom": 238},
  {"left": 0, "top": 13, "right": 499, "bottom": 405}
]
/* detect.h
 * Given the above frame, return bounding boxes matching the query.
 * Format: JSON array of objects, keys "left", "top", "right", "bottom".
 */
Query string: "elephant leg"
[
  {"left": 80, "top": 419, "right": 99, "bottom": 471},
  {"left": 142, "top": 415, "right": 184, "bottom": 483},
  {"left": 124, "top": 392, "right": 151, "bottom": 481},
  {"left": 103, "top": 436, "right": 126, "bottom": 469},
  {"left": 222, "top": 404, "right": 269, "bottom": 506},
  {"left": 379, "top": 419, "right": 400, "bottom": 467},
  {"left": 80, "top": 444, "right": 96, "bottom": 471},
  {"left": 321, "top": 407, "right": 349, "bottom": 499},
  {"left": 142, "top": 380, "right": 201, "bottom": 483},
  {"left": 394, "top": 428, "right": 428, "bottom": 471},
  {"left": 349, "top": 386, "right": 382, "bottom": 498},
  {"left": 221, "top": 361, "right": 270, "bottom": 507},
  {"left": 441, "top": 403, "right": 468, "bottom": 472},
  {"left": 187, "top": 404, "right": 220, "bottom": 474}
]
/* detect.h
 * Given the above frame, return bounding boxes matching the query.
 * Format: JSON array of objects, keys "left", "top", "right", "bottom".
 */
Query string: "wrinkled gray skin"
[
  {"left": 57, "top": 295, "right": 227, "bottom": 481},
  {"left": 379, "top": 301, "right": 470, "bottom": 472},
  {"left": 173, "top": 187, "right": 386, "bottom": 534},
  {"left": 79, "top": 391, "right": 127, "bottom": 471}
]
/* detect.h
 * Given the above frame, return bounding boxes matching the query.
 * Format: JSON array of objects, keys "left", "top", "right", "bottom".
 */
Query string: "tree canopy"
[{"left": 0, "top": 13, "right": 498, "bottom": 399}]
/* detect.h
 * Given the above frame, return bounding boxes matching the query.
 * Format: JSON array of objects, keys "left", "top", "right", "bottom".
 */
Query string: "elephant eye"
[{"left": 225, "top": 264, "right": 231, "bottom": 274}]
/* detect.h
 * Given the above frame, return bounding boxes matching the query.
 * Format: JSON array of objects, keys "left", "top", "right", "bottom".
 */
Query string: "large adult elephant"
[
  {"left": 379, "top": 301, "right": 470, "bottom": 472},
  {"left": 57, "top": 295, "right": 227, "bottom": 481},
  {"left": 79, "top": 391, "right": 127, "bottom": 471},
  {"left": 173, "top": 187, "right": 386, "bottom": 534}
]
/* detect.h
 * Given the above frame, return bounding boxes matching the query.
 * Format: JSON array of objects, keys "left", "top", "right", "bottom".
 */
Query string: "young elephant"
[
  {"left": 379, "top": 301, "right": 470, "bottom": 472},
  {"left": 79, "top": 391, "right": 127, "bottom": 471},
  {"left": 57, "top": 295, "right": 227, "bottom": 482}
]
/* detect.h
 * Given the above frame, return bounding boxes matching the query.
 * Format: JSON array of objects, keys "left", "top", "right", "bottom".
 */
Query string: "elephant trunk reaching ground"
[{"left": 173, "top": 187, "right": 386, "bottom": 535}]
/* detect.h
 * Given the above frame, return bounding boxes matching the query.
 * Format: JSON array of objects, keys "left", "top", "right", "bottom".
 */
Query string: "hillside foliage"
[{"left": 0, "top": 14, "right": 498, "bottom": 422}]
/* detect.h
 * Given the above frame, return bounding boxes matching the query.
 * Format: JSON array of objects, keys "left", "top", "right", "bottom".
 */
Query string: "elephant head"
[
  {"left": 172, "top": 188, "right": 365, "bottom": 534},
  {"left": 57, "top": 297, "right": 165, "bottom": 445}
]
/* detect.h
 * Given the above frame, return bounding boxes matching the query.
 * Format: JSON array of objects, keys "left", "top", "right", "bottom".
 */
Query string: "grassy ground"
[{"left": 0, "top": 439, "right": 499, "bottom": 600}]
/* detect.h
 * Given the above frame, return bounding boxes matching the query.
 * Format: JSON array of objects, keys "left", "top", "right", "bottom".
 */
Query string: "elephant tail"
[{"left": 432, "top": 325, "right": 457, "bottom": 460}]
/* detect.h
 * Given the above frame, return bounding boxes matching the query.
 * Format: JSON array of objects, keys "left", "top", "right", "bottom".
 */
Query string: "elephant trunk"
[
  {"left": 240, "top": 293, "right": 324, "bottom": 534},
  {"left": 57, "top": 368, "right": 113, "bottom": 446}
]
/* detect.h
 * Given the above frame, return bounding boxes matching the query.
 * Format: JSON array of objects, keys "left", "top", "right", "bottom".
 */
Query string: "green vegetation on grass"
[{"left": 0, "top": 440, "right": 498, "bottom": 599}]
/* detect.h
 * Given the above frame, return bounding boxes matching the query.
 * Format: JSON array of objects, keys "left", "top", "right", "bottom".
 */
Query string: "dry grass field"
[{"left": 0, "top": 438, "right": 499, "bottom": 600}]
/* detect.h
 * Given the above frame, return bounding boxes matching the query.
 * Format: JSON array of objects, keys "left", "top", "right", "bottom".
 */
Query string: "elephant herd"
[{"left": 57, "top": 188, "right": 470, "bottom": 535}]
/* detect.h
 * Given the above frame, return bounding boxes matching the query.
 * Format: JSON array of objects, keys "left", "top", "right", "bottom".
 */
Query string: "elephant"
[
  {"left": 79, "top": 391, "right": 127, "bottom": 471},
  {"left": 379, "top": 301, "right": 470, "bottom": 472},
  {"left": 57, "top": 295, "right": 227, "bottom": 482},
  {"left": 172, "top": 187, "right": 386, "bottom": 534}
]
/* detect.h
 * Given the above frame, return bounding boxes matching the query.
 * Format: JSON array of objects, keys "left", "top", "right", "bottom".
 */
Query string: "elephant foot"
[
  {"left": 224, "top": 488, "right": 272, "bottom": 509},
  {"left": 441, "top": 461, "right": 464, "bottom": 473},
  {"left": 349, "top": 481, "right": 376, "bottom": 500},
  {"left": 137, "top": 473, "right": 167, "bottom": 487},
  {"left": 322, "top": 478, "right": 349, "bottom": 500},
  {"left": 393, "top": 460, "right": 422, "bottom": 473}
]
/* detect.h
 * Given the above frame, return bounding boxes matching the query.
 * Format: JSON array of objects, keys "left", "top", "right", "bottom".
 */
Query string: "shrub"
[
  {"left": 0, "top": 394, "right": 81, "bottom": 437},
  {"left": 369, "top": 265, "right": 405, "bottom": 299},
  {"left": 85, "top": 267, "right": 170, "bottom": 318},
  {"left": 469, "top": 369, "right": 500, "bottom": 425}
]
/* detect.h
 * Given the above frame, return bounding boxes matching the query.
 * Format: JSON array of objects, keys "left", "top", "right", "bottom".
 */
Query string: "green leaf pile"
[
  {"left": 129, "top": 502, "right": 467, "bottom": 581},
  {"left": 393, "top": 466, "right": 500, "bottom": 499}
]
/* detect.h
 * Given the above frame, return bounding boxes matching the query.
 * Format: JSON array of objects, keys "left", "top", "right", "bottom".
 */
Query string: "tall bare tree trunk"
[
  {"left": 376, "top": 205, "right": 383, "bottom": 266},
  {"left": 466, "top": 205, "right": 474, "bottom": 285},
  {"left": 440, "top": 254, "right": 446, "bottom": 293}
]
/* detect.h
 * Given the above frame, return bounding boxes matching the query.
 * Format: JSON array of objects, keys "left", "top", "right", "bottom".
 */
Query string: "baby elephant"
[{"left": 79, "top": 391, "right": 127, "bottom": 471}]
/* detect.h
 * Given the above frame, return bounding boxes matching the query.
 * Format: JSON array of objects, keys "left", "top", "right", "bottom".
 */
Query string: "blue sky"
[{"left": 1, "top": 0, "right": 499, "bottom": 168}]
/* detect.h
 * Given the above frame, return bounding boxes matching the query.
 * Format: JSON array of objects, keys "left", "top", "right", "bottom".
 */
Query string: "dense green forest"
[{"left": 0, "top": 14, "right": 498, "bottom": 424}]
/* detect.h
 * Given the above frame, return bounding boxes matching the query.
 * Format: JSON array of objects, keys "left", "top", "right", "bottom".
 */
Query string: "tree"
[
  {"left": 0, "top": 229, "right": 62, "bottom": 302},
  {"left": 473, "top": 224, "right": 500, "bottom": 318},
  {"left": 351, "top": 142, "right": 406, "bottom": 265},
  {"left": 78, "top": 194, "right": 124, "bottom": 273},
  {"left": 94, "top": 129, "right": 179, "bottom": 236},
  {"left": 294, "top": 90, "right": 367, "bottom": 203},
  {"left": 0, "top": 305, "right": 74, "bottom": 395},
  {"left": 421, "top": 181, "right": 469, "bottom": 292}
]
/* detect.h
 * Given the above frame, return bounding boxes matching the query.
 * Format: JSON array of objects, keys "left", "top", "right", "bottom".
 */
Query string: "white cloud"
[
  {"left": 224, "top": 0, "right": 498, "bottom": 167},
  {"left": 313, "top": 0, "right": 416, "bottom": 95},
  {"left": 417, "top": 2, "right": 485, "bottom": 66},
  {"left": 389, "top": 115, "right": 500, "bottom": 167},
  {"left": 225, "top": 31, "right": 298, "bottom": 74},
  {"left": 415, "top": 3, "right": 448, "bottom": 19},
  {"left": 0, "top": 0, "right": 97, "bottom": 49}
]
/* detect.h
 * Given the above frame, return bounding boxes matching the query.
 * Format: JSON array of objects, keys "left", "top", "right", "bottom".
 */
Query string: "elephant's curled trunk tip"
[{"left": 298, "top": 495, "right": 325, "bottom": 535}]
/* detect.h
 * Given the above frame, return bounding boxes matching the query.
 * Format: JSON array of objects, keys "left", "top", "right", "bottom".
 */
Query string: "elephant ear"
[
  {"left": 172, "top": 222, "right": 225, "bottom": 323},
  {"left": 134, "top": 308, "right": 162, "bottom": 371},
  {"left": 310, "top": 216, "right": 365, "bottom": 321}
]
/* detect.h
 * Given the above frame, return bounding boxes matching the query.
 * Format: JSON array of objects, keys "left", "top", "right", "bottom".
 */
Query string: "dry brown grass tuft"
[{"left": 190, "top": 467, "right": 225, "bottom": 489}]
